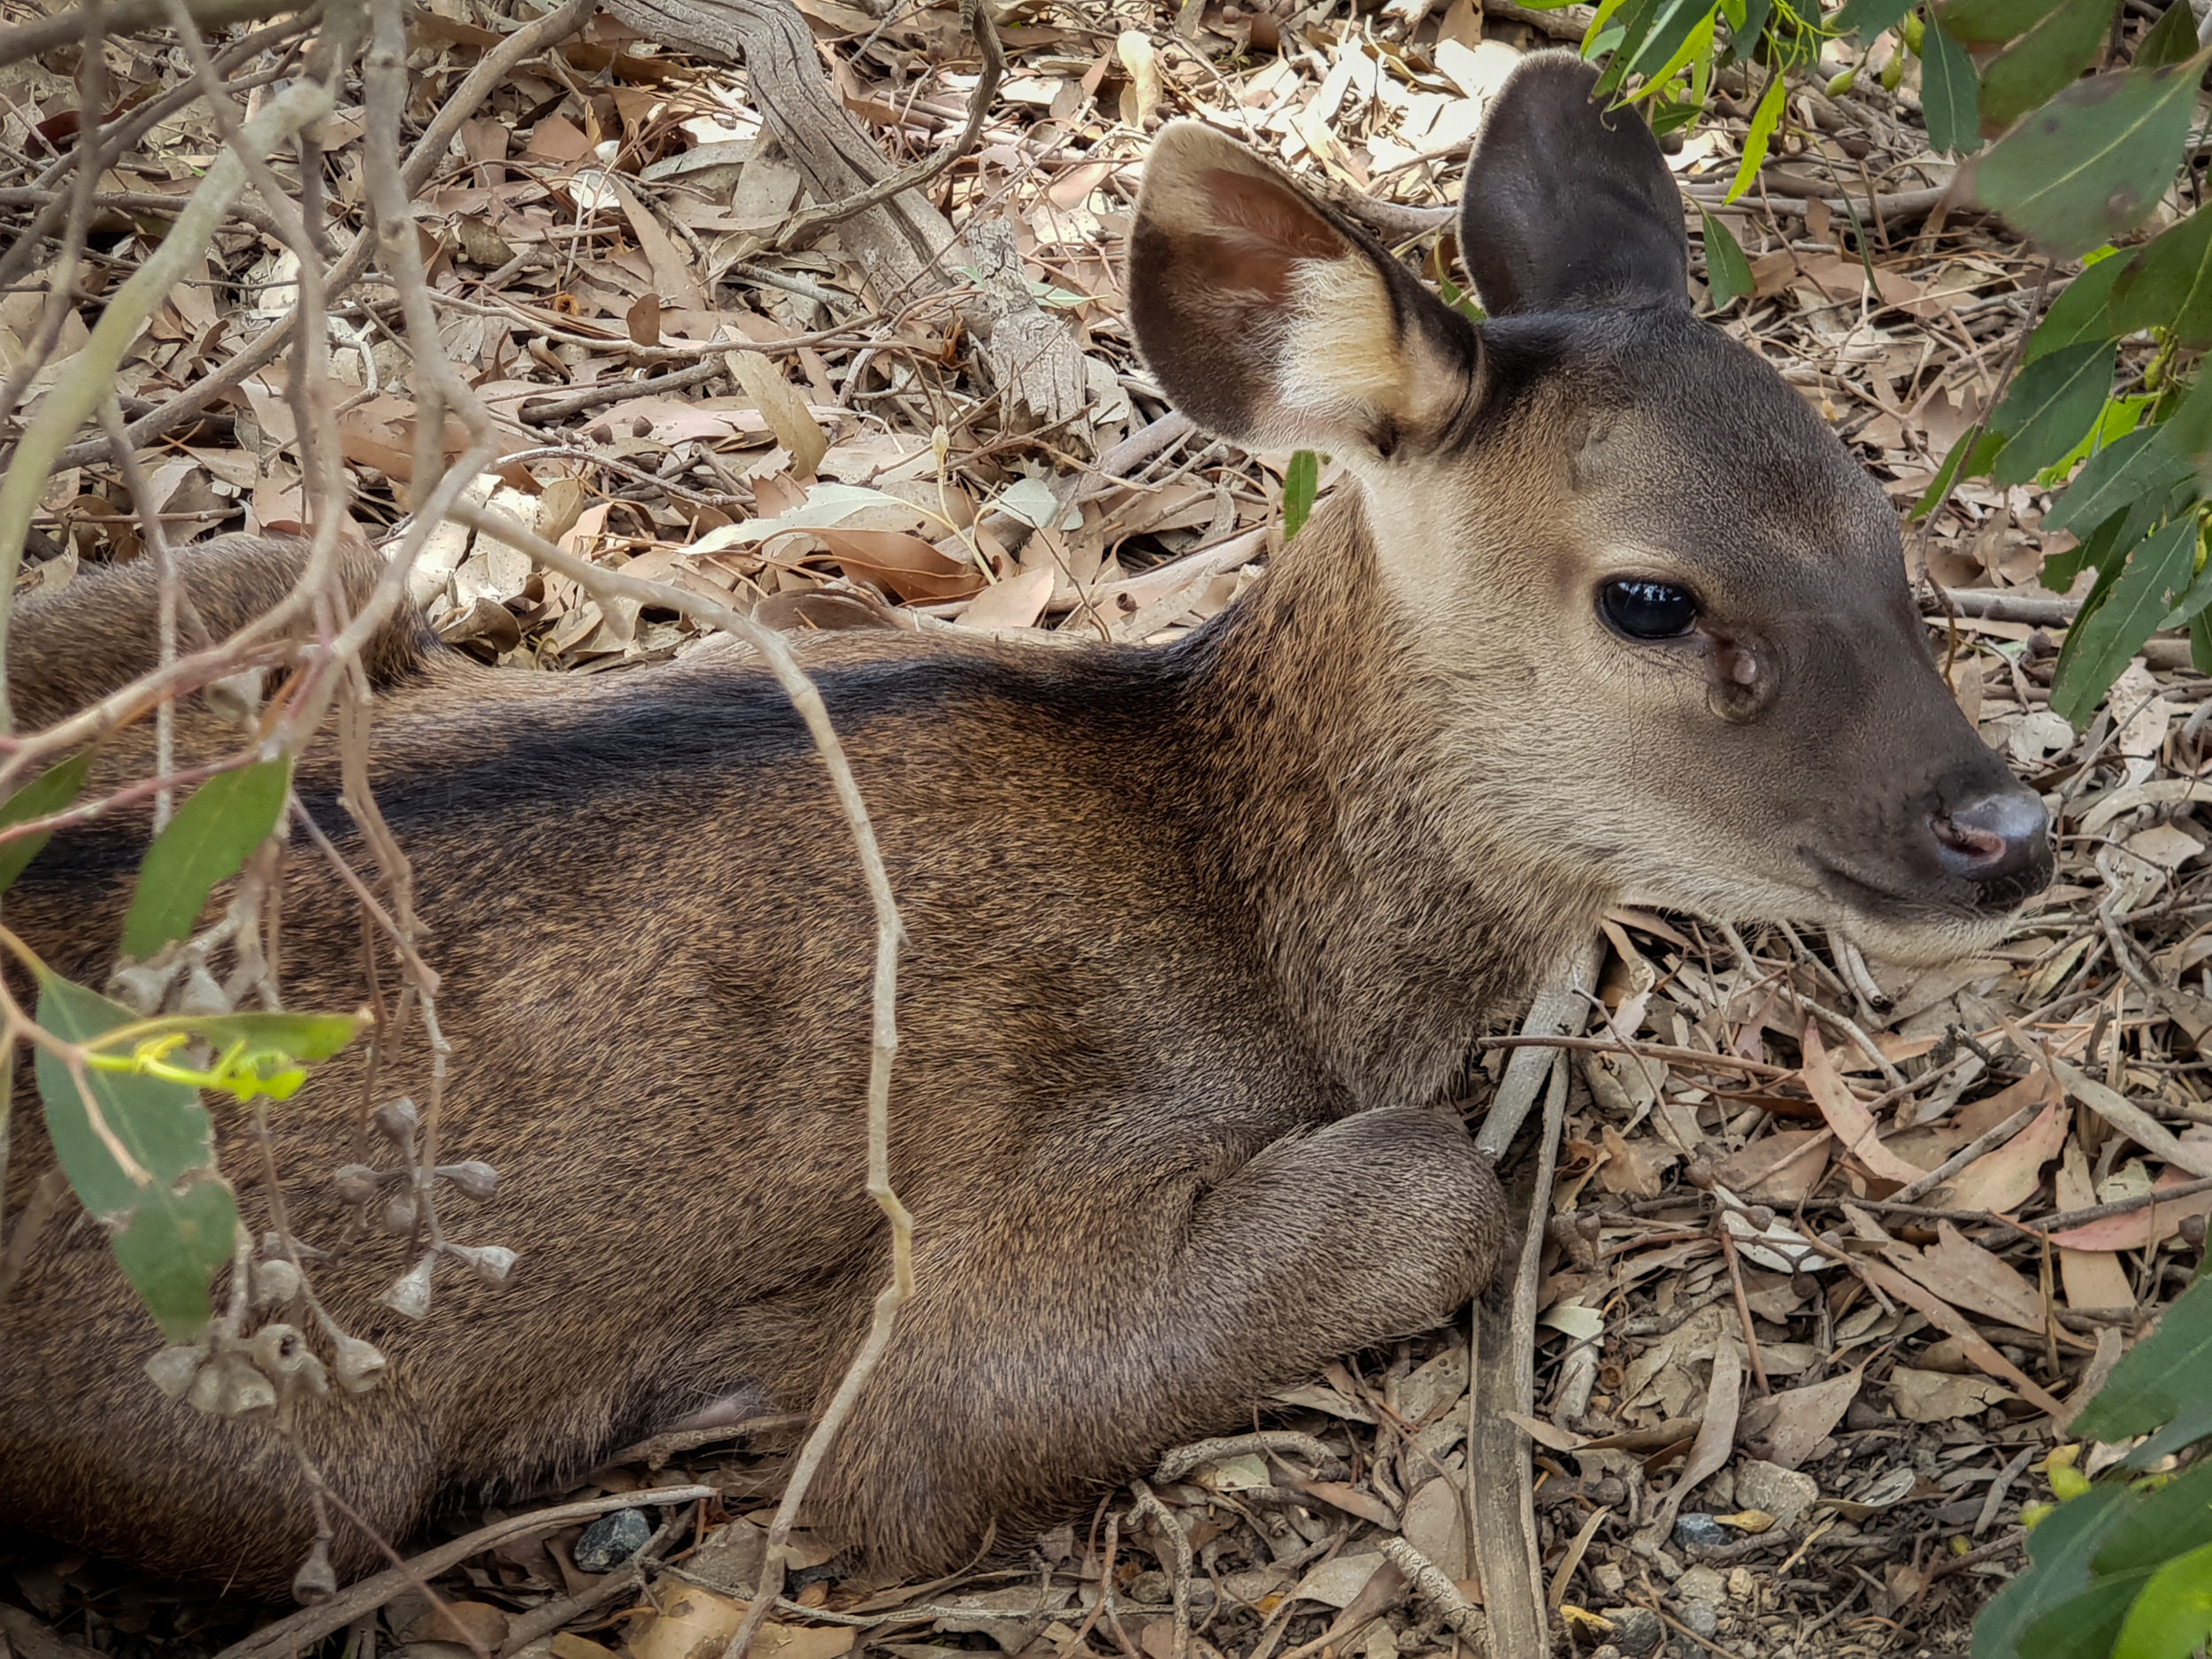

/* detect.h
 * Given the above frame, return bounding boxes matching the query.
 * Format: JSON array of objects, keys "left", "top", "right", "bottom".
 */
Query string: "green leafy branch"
[
  {"left": 0, "top": 744, "right": 365, "bottom": 1341},
  {"left": 1975, "top": 1269, "right": 2212, "bottom": 1658}
]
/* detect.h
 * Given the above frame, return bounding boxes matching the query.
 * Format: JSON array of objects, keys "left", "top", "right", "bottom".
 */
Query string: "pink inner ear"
[{"left": 1201, "top": 167, "right": 1347, "bottom": 292}]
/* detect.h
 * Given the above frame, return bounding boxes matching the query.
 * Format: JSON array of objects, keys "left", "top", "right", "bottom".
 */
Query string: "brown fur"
[{"left": 0, "top": 54, "right": 2047, "bottom": 1596}]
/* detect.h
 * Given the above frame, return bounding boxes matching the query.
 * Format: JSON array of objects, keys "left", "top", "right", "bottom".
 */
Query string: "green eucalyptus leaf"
[
  {"left": 2135, "top": 0, "right": 2199, "bottom": 65},
  {"left": 1940, "top": 0, "right": 2062, "bottom": 43},
  {"left": 1834, "top": 0, "right": 1916, "bottom": 35},
  {"left": 1728, "top": 0, "right": 1771, "bottom": 54},
  {"left": 1700, "top": 208, "right": 1754, "bottom": 309},
  {"left": 2044, "top": 497, "right": 2132, "bottom": 591},
  {"left": 2108, "top": 206, "right": 2212, "bottom": 345},
  {"left": 1595, "top": 0, "right": 1663, "bottom": 94},
  {"left": 0, "top": 749, "right": 92, "bottom": 896},
  {"left": 2115, "top": 1400, "right": 2212, "bottom": 1471},
  {"left": 2163, "top": 364, "right": 2212, "bottom": 463},
  {"left": 2019, "top": 1571, "right": 2157, "bottom": 1659},
  {"left": 2049, "top": 502, "right": 2167, "bottom": 694},
  {"left": 2074, "top": 1275, "right": 2212, "bottom": 1441},
  {"left": 1624, "top": 0, "right": 1722, "bottom": 90},
  {"left": 134, "top": 1010, "right": 365, "bottom": 1064},
  {"left": 35, "top": 973, "right": 211, "bottom": 1216},
  {"left": 1973, "top": 59, "right": 2205, "bottom": 256},
  {"left": 1922, "top": 18, "right": 1985, "bottom": 154},
  {"left": 2050, "top": 512, "right": 2198, "bottom": 725},
  {"left": 2093, "top": 1459, "right": 2212, "bottom": 1576},
  {"left": 1974, "top": 1486, "right": 2133, "bottom": 1659},
  {"left": 1990, "top": 340, "right": 2116, "bottom": 484},
  {"left": 1978, "top": 0, "right": 2123, "bottom": 130},
  {"left": 120, "top": 756, "right": 292, "bottom": 960},
  {"left": 2112, "top": 1540, "right": 2212, "bottom": 1659},
  {"left": 1284, "top": 451, "right": 1320, "bottom": 541},
  {"left": 110, "top": 1178, "right": 238, "bottom": 1342},
  {"left": 33, "top": 972, "right": 230, "bottom": 1340},
  {"left": 1913, "top": 425, "right": 2008, "bottom": 518},
  {"left": 2027, "top": 246, "right": 2136, "bottom": 360},
  {"left": 1725, "top": 71, "right": 1786, "bottom": 200},
  {"left": 2044, "top": 426, "right": 2191, "bottom": 535}
]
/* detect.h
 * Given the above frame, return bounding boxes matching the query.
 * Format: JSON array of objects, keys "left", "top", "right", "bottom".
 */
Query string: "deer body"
[{"left": 0, "top": 55, "right": 2048, "bottom": 1594}]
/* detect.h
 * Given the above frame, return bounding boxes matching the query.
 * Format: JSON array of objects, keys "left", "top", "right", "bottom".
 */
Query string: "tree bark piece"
[{"left": 598, "top": 0, "right": 1090, "bottom": 435}]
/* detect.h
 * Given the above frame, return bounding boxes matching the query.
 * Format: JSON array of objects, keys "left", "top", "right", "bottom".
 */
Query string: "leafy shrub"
[{"left": 1974, "top": 1268, "right": 2212, "bottom": 1658}]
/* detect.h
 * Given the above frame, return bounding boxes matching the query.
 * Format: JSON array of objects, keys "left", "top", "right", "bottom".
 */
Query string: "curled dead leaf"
[{"left": 1714, "top": 1509, "right": 1776, "bottom": 1534}]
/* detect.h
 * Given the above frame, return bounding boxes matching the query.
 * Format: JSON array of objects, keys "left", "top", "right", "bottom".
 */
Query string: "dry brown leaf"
[
  {"left": 1747, "top": 1369, "right": 1861, "bottom": 1471},
  {"left": 2050, "top": 1145, "right": 2212, "bottom": 1252},
  {"left": 1887, "top": 1222, "right": 2046, "bottom": 1333},
  {"left": 1400, "top": 1477, "right": 1468, "bottom": 1580},
  {"left": 1801, "top": 1027, "right": 1924, "bottom": 1185},
  {"left": 1597, "top": 1125, "right": 1668, "bottom": 1198},
  {"left": 2054, "top": 1143, "right": 2138, "bottom": 1310},
  {"left": 1118, "top": 29, "right": 1162, "bottom": 128},
  {"left": 629, "top": 1587, "right": 853, "bottom": 1659},
  {"left": 1853, "top": 1256, "right": 2065, "bottom": 1417},
  {"left": 956, "top": 565, "right": 1055, "bottom": 631},
  {"left": 1654, "top": 1341, "right": 1740, "bottom": 1534},
  {"left": 397, "top": 1599, "right": 511, "bottom": 1649},
  {"left": 1713, "top": 1127, "right": 1832, "bottom": 1202},
  {"left": 1942, "top": 1094, "right": 2068, "bottom": 1214},
  {"left": 726, "top": 351, "right": 829, "bottom": 480},
  {"left": 2056, "top": 1062, "right": 2212, "bottom": 1180},
  {"left": 815, "top": 528, "right": 984, "bottom": 603},
  {"left": 1888, "top": 1366, "right": 2015, "bottom": 1423}
]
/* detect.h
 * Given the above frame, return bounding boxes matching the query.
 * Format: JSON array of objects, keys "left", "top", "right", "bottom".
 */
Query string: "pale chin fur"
[
  {"left": 1823, "top": 906, "right": 2022, "bottom": 971},
  {"left": 1617, "top": 879, "right": 2024, "bottom": 972}
]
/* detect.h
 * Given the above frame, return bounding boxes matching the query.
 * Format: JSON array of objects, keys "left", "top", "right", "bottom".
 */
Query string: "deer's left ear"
[
  {"left": 1128, "top": 121, "right": 1479, "bottom": 463},
  {"left": 1459, "top": 52, "right": 1689, "bottom": 315}
]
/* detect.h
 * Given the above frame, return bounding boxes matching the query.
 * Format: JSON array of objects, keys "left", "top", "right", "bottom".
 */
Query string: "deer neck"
[{"left": 1179, "top": 490, "right": 1609, "bottom": 1110}]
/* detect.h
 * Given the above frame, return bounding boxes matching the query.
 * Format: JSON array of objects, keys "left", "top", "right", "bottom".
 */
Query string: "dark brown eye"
[{"left": 1599, "top": 580, "right": 1697, "bottom": 641}]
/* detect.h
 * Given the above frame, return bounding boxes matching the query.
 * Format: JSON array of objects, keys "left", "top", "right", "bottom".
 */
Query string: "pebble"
[
  {"left": 1671, "top": 1512, "right": 1731, "bottom": 1551},
  {"left": 1736, "top": 1459, "right": 1820, "bottom": 1532},
  {"left": 573, "top": 1508, "right": 650, "bottom": 1571},
  {"left": 1601, "top": 1608, "right": 1663, "bottom": 1656},
  {"left": 1674, "top": 1566, "right": 1726, "bottom": 1607},
  {"left": 1683, "top": 1601, "right": 1719, "bottom": 1638}
]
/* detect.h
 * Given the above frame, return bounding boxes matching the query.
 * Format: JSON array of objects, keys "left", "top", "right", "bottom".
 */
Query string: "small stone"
[
  {"left": 1683, "top": 1601, "right": 1719, "bottom": 1639},
  {"left": 1735, "top": 1460, "right": 1820, "bottom": 1532},
  {"left": 1671, "top": 1512, "right": 1730, "bottom": 1551},
  {"left": 1674, "top": 1566, "right": 1725, "bottom": 1607},
  {"left": 1594, "top": 1562, "right": 1627, "bottom": 1597},
  {"left": 1600, "top": 1608, "right": 1663, "bottom": 1657},
  {"left": 573, "top": 1508, "right": 649, "bottom": 1571},
  {"left": 1726, "top": 1566, "right": 1755, "bottom": 1602},
  {"left": 687, "top": 1517, "right": 766, "bottom": 1594}
]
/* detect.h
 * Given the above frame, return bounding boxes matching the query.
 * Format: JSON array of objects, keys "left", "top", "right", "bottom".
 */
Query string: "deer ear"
[
  {"left": 1129, "top": 121, "right": 1477, "bottom": 460},
  {"left": 1459, "top": 52, "right": 1689, "bottom": 315}
]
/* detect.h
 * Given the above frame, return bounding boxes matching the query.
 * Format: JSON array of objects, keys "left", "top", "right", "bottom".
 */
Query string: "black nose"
[{"left": 1930, "top": 789, "right": 2051, "bottom": 890}]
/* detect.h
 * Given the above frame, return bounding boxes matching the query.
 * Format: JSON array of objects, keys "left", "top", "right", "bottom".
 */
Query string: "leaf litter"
[{"left": 6, "top": 0, "right": 2212, "bottom": 1655}]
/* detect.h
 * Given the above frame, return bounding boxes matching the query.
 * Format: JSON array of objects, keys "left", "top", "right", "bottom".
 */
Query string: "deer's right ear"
[{"left": 1129, "top": 122, "right": 1476, "bottom": 463}]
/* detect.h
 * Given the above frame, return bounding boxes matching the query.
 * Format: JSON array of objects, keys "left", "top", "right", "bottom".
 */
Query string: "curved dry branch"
[{"left": 0, "top": 0, "right": 296, "bottom": 73}]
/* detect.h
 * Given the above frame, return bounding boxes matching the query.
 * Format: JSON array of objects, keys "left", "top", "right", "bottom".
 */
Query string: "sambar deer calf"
[{"left": 0, "top": 53, "right": 2048, "bottom": 1595}]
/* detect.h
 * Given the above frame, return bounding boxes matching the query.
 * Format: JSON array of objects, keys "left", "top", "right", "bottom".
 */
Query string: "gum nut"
[
  {"left": 144, "top": 1346, "right": 204, "bottom": 1399},
  {"left": 334, "top": 1335, "right": 388, "bottom": 1392},
  {"left": 380, "top": 1256, "right": 434, "bottom": 1319},
  {"left": 254, "top": 1257, "right": 303, "bottom": 1303}
]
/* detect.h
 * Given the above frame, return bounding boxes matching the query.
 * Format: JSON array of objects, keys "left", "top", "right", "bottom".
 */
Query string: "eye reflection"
[{"left": 1599, "top": 579, "right": 1697, "bottom": 641}]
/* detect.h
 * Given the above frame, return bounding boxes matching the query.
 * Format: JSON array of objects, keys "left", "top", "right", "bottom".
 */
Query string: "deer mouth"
[{"left": 1805, "top": 853, "right": 2047, "bottom": 966}]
